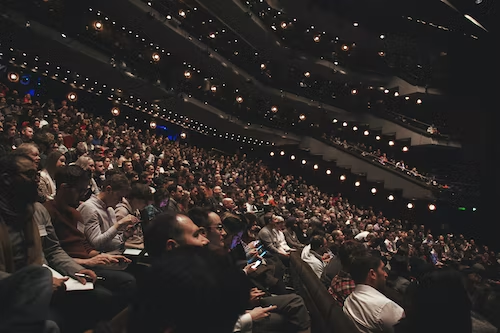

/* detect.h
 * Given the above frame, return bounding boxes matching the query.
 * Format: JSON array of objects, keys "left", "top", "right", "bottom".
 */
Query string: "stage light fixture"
[
  {"left": 388, "top": 195, "right": 395, "bottom": 201},
  {"left": 342, "top": 44, "right": 349, "bottom": 51},
  {"left": 416, "top": 99, "right": 422, "bottom": 104},
  {"left": 380, "top": 34, "right": 385, "bottom": 39},
  {"left": 355, "top": 181, "right": 360, "bottom": 187},
  {"left": 405, "top": 96, "right": 410, "bottom": 100},
  {"left": 299, "top": 114, "right": 306, "bottom": 121},
  {"left": 184, "top": 71, "right": 192, "bottom": 78},
  {"left": 179, "top": 9, "right": 186, "bottom": 17},
  {"left": 376, "top": 135, "right": 381, "bottom": 140},
  {"left": 209, "top": 33, "right": 216, "bottom": 39},
  {"left": 371, "top": 188, "right": 377, "bottom": 194},
  {"left": 94, "top": 21, "right": 103, "bottom": 30},
  {"left": 313, "top": 35, "right": 321, "bottom": 42},
  {"left": 280, "top": 151, "right": 285, "bottom": 156},
  {"left": 281, "top": 22, "right": 287, "bottom": 29},
  {"left": 384, "top": 89, "right": 389, "bottom": 94},
  {"left": 353, "top": 22, "right": 359, "bottom": 27},
  {"left": 332, "top": 119, "right": 338, "bottom": 123},
  {"left": 67, "top": 92, "right": 77, "bottom": 102},
  {"left": 180, "top": 132, "right": 187, "bottom": 139},
  {"left": 271, "top": 106, "right": 278, "bottom": 113},
  {"left": 378, "top": 51, "right": 385, "bottom": 57},
  {"left": 394, "top": 92, "right": 399, "bottom": 97},
  {"left": 340, "top": 175, "right": 346, "bottom": 181},
  {"left": 270, "top": 152, "right": 275, "bottom": 156},
  {"left": 290, "top": 155, "right": 296, "bottom": 160},
  {"left": 152, "top": 53, "right": 160, "bottom": 62},
  {"left": 389, "top": 140, "right": 395, "bottom": 146},
  {"left": 402, "top": 146, "right": 409, "bottom": 152},
  {"left": 428, "top": 204, "right": 436, "bottom": 211},
  {"left": 236, "top": 96, "right": 244, "bottom": 103},
  {"left": 301, "top": 160, "right": 306, "bottom": 165},
  {"left": 304, "top": 71, "right": 311, "bottom": 77},
  {"left": 326, "top": 169, "right": 332, "bottom": 175},
  {"left": 210, "top": 85, "right": 217, "bottom": 92},
  {"left": 351, "top": 89, "right": 357, "bottom": 95},
  {"left": 111, "top": 107, "right": 120, "bottom": 116},
  {"left": 8, "top": 72, "right": 19, "bottom": 83},
  {"left": 150, "top": 121, "right": 157, "bottom": 129},
  {"left": 342, "top": 122, "right": 348, "bottom": 127},
  {"left": 353, "top": 126, "right": 358, "bottom": 131},
  {"left": 261, "top": 63, "right": 266, "bottom": 70},
  {"left": 407, "top": 203, "right": 414, "bottom": 209},
  {"left": 364, "top": 130, "right": 369, "bottom": 136},
  {"left": 313, "top": 164, "right": 319, "bottom": 170}
]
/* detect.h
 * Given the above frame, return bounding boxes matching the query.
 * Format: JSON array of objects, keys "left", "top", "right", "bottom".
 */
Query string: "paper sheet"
[
  {"left": 42, "top": 264, "right": 94, "bottom": 291},
  {"left": 123, "top": 248, "right": 142, "bottom": 256}
]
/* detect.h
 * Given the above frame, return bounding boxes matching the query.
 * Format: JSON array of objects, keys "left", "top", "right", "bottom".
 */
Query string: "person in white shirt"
[
  {"left": 343, "top": 254, "right": 404, "bottom": 333},
  {"left": 301, "top": 235, "right": 328, "bottom": 278},
  {"left": 355, "top": 224, "right": 374, "bottom": 242},
  {"left": 272, "top": 215, "right": 292, "bottom": 254}
]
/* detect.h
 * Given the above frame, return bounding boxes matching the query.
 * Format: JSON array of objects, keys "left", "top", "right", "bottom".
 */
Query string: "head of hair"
[
  {"left": 54, "top": 165, "right": 90, "bottom": 189},
  {"left": 75, "top": 156, "right": 93, "bottom": 170},
  {"left": 338, "top": 240, "right": 368, "bottom": 271},
  {"left": 102, "top": 172, "right": 131, "bottom": 193},
  {"left": 188, "top": 207, "right": 210, "bottom": 229},
  {"left": 144, "top": 212, "right": 183, "bottom": 258},
  {"left": 128, "top": 183, "right": 153, "bottom": 202},
  {"left": 222, "top": 214, "right": 246, "bottom": 235},
  {"left": 167, "top": 182, "right": 179, "bottom": 194},
  {"left": 310, "top": 235, "right": 325, "bottom": 252},
  {"left": 45, "top": 150, "right": 63, "bottom": 177},
  {"left": 350, "top": 254, "right": 383, "bottom": 284},
  {"left": 128, "top": 246, "right": 251, "bottom": 333},
  {"left": 16, "top": 143, "right": 38, "bottom": 156}
]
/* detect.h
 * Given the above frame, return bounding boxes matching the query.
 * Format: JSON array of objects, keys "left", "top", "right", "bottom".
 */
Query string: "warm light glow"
[
  {"left": 271, "top": 106, "right": 278, "bottom": 113},
  {"left": 380, "top": 34, "right": 385, "bottom": 39},
  {"left": 376, "top": 135, "right": 381, "bottom": 140},
  {"left": 236, "top": 96, "right": 244, "bottom": 103},
  {"left": 179, "top": 9, "right": 186, "bottom": 17},
  {"left": 342, "top": 122, "right": 348, "bottom": 127},
  {"left": 280, "top": 151, "right": 285, "bottom": 156},
  {"left": 388, "top": 195, "right": 395, "bottom": 201},
  {"left": 371, "top": 188, "right": 377, "bottom": 194},
  {"left": 407, "top": 203, "right": 414, "bottom": 209},
  {"left": 8, "top": 72, "right": 19, "bottom": 82},
  {"left": 290, "top": 155, "right": 296, "bottom": 160},
  {"left": 378, "top": 51, "right": 386, "bottom": 57},
  {"left": 313, "top": 164, "right": 319, "bottom": 170},
  {"left": 384, "top": 89, "right": 389, "bottom": 94},
  {"left": 260, "top": 63, "right": 266, "bottom": 70},
  {"left": 313, "top": 35, "right": 321, "bottom": 42},
  {"left": 389, "top": 140, "right": 395, "bottom": 146},
  {"left": 150, "top": 121, "right": 157, "bottom": 129},
  {"left": 152, "top": 53, "right": 160, "bottom": 62},
  {"left": 351, "top": 89, "right": 358, "bottom": 95},
  {"left": 184, "top": 71, "right": 192, "bottom": 78},
  {"left": 304, "top": 71, "right": 311, "bottom": 78},
  {"left": 280, "top": 22, "right": 287, "bottom": 29},
  {"left": 353, "top": 126, "right": 358, "bottom": 131},
  {"left": 270, "top": 151, "right": 275, "bottom": 156},
  {"left": 341, "top": 44, "right": 349, "bottom": 51},
  {"left": 94, "top": 21, "right": 103, "bottom": 30},
  {"left": 180, "top": 132, "right": 187, "bottom": 139},
  {"left": 111, "top": 107, "right": 120, "bottom": 116},
  {"left": 332, "top": 119, "right": 338, "bottom": 123},
  {"left": 416, "top": 99, "right": 422, "bottom": 104},
  {"left": 355, "top": 181, "right": 360, "bottom": 187},
  {"left": 299, "top": 114, "right": 306, "bottom": 121},
  {"left": 402, "top": 146, "right": 409, "bottom": 152},
  {"left": 353, "top": 22, "right": 359, "bottom": 27},
  {"left": 340, "top": 175, "right": 346, "bottom": 181},
  {"left": 364, "top": 130, "right": 369, "bottom": 136},
  {"left": 210, "top": 85, "right": 217, "bottom": 92},
  {"left": 405, "top": 96, "right": 410, "bottom": 100},
  {"left": 326, "top": 169, "right": 332, "bottom": 175},
  {"left": 67, "top": 92, "right": 77, "bottom": 102},
  {"left": 394, "top": 92, "right": 399, "bottom": 97},
  {"left": 301, "top": 160, "right": 306, "bottom": 165},
  {"left": 166, "top": 15, "right": 172, "bottom": 20},
  {"left": 428, "top": 204, "right": 436, "bottom": 211}
]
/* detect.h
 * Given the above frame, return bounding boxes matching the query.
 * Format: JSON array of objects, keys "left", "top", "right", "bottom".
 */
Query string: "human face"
[
  {"left": 123, "top": 162, "right": 133, "bottom": 173},
  {"left": 8, "top": 125, "right": 16, "bottom": 138},
  {"left": 27, "top": 147, "right": 41, "bottom": 168},
  {"left": 104, "top": 158, "right": 111, "bottom": 169},
  {"left": 23, "top": 127, "right": 34, "bottom": 139},
  {"left": 206, "top": 212, "right": 227, "bottom": 248},
  {"left": 106, "top": 188, "right": 128, "bottom": 208},
  {"left": 173, "top": 185, "right": 183, "bottom": 201},
  {"left": 65, "top": 180, "right": 90, "bottom": 207},
  {"left": 56, "top": 155, "right": 66, "bottom": 168},
  {"left": 144, "top": 175, "right": 153, "bottom": 185},
  {"left": 177, "top": 215, "right": 209, "bottom": 247},
  {"left": 373, "top": 260, "right": 388, "bottom": 291},
  {"left": 87, "top": 159, "right": 95, "bottom": 173},
  {"left": 95, "top": 161, "right": 104, "bottom": 174}
]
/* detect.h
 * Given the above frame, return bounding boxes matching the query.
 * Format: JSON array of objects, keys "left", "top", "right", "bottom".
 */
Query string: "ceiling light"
[
  {"left": 388, "top": 195, "right": 394, "bottom": 201},
  {"left": 299, "top": 114, "right": 306, "bottom": 121},
  {"left": 301, "top": 160, "right": 306, "bottom": 165},
  {"left": 270, "top": 152, "right": 275, "bottom": 156},
  {"left": 304, "top": 71, "right": 311, "bottom": 77},
  {"left": 376, "top": 135, "right": 381, "bottom": 140},
  {"left": 353, "top": 126, "right": 358, "bottom": 131},
  {"left": 326, "top": 169, "right": 332, "bottom": 175},
  {"left": 389, "top": 140, "right": 395, "bottom": 146},
  {"left": 94, "top": 21, "right": 103, "bottom": 30},
  {"left": 405, "top": 96, "right": 410, "bottom": 100},
  {"left": 371, "top": 188, "right": 377, "bottom": 194},
  {"left": 378, "top": 51, "right": 386, "bottom": 57},
  {"left": 8, "top": 72, "right": 19, "bottom": 82},
  {"left": 180, "top": 132, "right": 187, "bottom": 139},
  {"left": 111, "top": 107, "right": 120, "bottom": 116},
  {"left": 261, "top": 63, "right": 266, "bottom": 70},
  {"left": 428, "top": 203, "right": 436, "bottom": 211},
  {"left": 364, "top": 130, "right": 369, "bottom": 136},
  {"left": 184, "top": 71, "right": 192, "bottom": 78},
  {"left": 416, "top": 99, "right": 422, "bottom": 104},
  {"left": 407, "top": 203, "right": 414, "bottom": 209},
  {"left": 402, "top": 146, "right": 409, "bottom": 152},
  {"left": 340, "top": 175, "right": 346, "bottom": 181},
  {"left": 379, "top": 34, "right": 385, "bottom": 39},
  {"left": 236, "top": 96, "right": 244, "bottom": 103},
  {"left": 281, "top": 22, "right": 287, "bottom": 29},
  {"left": 67, "top": 92, "right": 77, "bottom": 102},
  {"left": 210, "top": 85, "right": 217, "bottom": 92},
  {"left": 333, "top": 119, "right": 338, "bottom": 123},
  {"left": 209, "top": 33, "right": 216, "bottom": 39},
  {"left": 353, "top": 22, "right": 359, "bottom": 27},
  {"left": 150, "top": 121, "right": 157, "bottom": 129},
  {"left": 290, "top": 155, "right": 296, "bottom": 160},
  {"left": 342, "top": 122, "right": 348, "bottom": 127},
  {"left": 394, "top": 92, "right": 399, "bottom": 97},
  {"left": 342, "top": 44, "right": 349, "bottom": 51},
  {"left": 271, "top": 106, "right": 278, "bottom": 112},
  {"left": 313, "top": 35, "right": 321, "bottom": 42},
  {"left": 384, "top": 89, "right": 389, "bottom": 94},
  {"left": 152, "top": 53, "right": 160, "bottom": 62},
  {"left": 313, "top": 164, "right": 319, "bottom": 170},
  {"left": 280, "top": 151, "right": 285, "bottom": 156},
  {"left": 355, "top": 181, "right": 360, "bottom": 187},
  {"left": 179, "top": 9, "right": 186, "bottom": 17},
  {"left": 166, "top": 15, "right": 172, "bottom": 20},
  {"left": 351, "top": 89, "right": 357, "bottom": 95},
  {"left": 464, "top": 14, "right": 488, "bottom": 32}
]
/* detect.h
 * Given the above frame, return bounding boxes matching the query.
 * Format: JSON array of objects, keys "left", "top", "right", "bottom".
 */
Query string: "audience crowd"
[{"left": 0, "top": 88, "right": 498, "bottom": 333}]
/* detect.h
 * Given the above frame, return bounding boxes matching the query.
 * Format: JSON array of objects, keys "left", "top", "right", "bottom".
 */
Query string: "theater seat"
[{"left": 290, "top": 252, "right": 357, "bottom": 333}]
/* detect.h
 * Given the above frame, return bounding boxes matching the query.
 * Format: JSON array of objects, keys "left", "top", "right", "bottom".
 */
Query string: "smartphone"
[
  {"left": 260, "top": 250, "right": 268, "bottom": 257},
  {"left": 251, "top": 260, "right": 262, "bottom": 269}
]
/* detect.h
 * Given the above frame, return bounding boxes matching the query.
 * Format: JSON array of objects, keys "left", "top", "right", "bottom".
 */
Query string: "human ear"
[{"left": 166, "top": 239, "right": 179, "bottom": 251}]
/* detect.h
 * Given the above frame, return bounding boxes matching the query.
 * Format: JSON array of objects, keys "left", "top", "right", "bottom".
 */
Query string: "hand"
[
  {"left": 52, "top": 277, "right": 68, "bottom": 292},
  {"left": 243, "top": 263, "right": 258, "bottom": 275},
  {"left": 75, "top": 269, "right": 97, "bottom": 284},
  {"left": 116, "top": 215, "right": 139, "bottom": 231},
  {"left": 123, "top": 224, "right": 137, "bottom": 239},
  {"left": 249, "top": 288, "right": 265, "bottom": 305},
  {"left": 246, "top": 305, "right": 277, "bottom": 321}
]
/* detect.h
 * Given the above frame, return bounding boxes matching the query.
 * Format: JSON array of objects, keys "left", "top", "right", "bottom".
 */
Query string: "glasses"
[{"left": 208, "top": 224, "right": 225, "bottom": 232}]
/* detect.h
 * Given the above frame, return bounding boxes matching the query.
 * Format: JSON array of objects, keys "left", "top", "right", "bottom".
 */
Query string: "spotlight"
[
  {"left": 380, "top": 34, "right": 385, "bottom": 39},
  {"left": 376, "top": 135, "right": 381, "bottom": 140},
  {"left": 371, "top": 188, "right": 377, "bottom": 194},
  {"left": 353, "top": 22, "right": 359, "bottom": 27},
  {"left": 351, "top": 89, "right": 357, "bottom": 95},
  {"left": 341, "top": 44, "right": 349, "bottom": 51},
  {"left": 342, "top": 122, "right": 348, "bottom": 127},
  {"left": 326, "top": 169, "right": 332, "bottom": 175},
  {"left": 8, "top": 72, "right": 19, "bottom": 83},
  {"left": 184, "top": 71, "right": 192, "bottom": 78},
  {"left": 355, "top": 181, "right": 360, "bottom": 187},
  {"left": 299, "top": 114, "right": 306, "bottom": 121},
  {"left": 179, "top": 9, "right": 186, "bottom": 17},
  {"left": 416, "top": 99, "right": 422, "bottom": 104},
  {"left": 210, "top": 85, "right": 217, "bottom": 92},
  {"left": 389, "top": 140, "right": 395, "bottom": 146},
  {"left": 378, "top": 51, "right": 385, "bottom": 57},
  {"left": 150, "top": 121, "right": 157, "bottom": 129},
  {"left": 472, "top": 207, "right": 477, "bottom": 212},
  {"left": 384, "top": 89, "right": 389, "bottom": 94},
  {"left": 407, "top": 203, "right": 414, "bottom": 209},
  {"left": 301, "top": 160, "right": 306, "bottom": 165},
  {"left": 332, "top": 119, "right": 338, "bottom": 123},
  {"left": 340, "top": 175, "right": 346, "bottom": 181},
  {"left": 280, "top": 151, "right": 285, "bottom": 156},
  {"left": 270, "top": 152, "right": 275, "bottom": 156},
  {"left": 364, "top": 130, "right": 369, "bottom": 136},
  {"left": 94, "top": 21, "right": 103, "bottom": 30},
  {"left": 402, "top": 146, "right": 409, "bottom": 152},
  {"left": 280, "top": 22, "right": 287, "bottom": 29},
  {"left": 405, "top": 96, "right": 410, "bottom": 100},
  {"left": 304, "top": 71, "right": 311, "bottom": 77},
  {"left": 209, "top": 33, "right": 216, "bottom": 39},
  {"left": 236, "top": 96, "right": 244, "bottom": 103},
  {"left": 271, "top": 106, "right": 278, "bottom": 113},
  {"left": 428, "top": 204, "right": 436, "bottom": 211},
  {"left": 388, "top": 195, "right": 394, "bottom": 201},
  {"left": 290, "top": 155, "right": 296, "bottom": 160},
  {"left": 353, "top": 126, "right": 358, "bottom": 131},
  {"left": 394, "top": 92, "right": 399, "bottom": 97},
  {"left": 111, "top": 107, "right": 120, "bottom": 116},
  {"left": 313, "top": 164, "right": 319, "bottom": 170},
  {"left": 180, "top": 132, "right": 187, "bottom": 139},
  {"left": 313, "top": 35, "right": 321, "bottom": 42},
  {"left": 261, "top": 63, "right": 266, "bottom": 70},
  {"left": 166, "top": 15, "right": 172, "bottom": 20},
  {"left": 67, "top": 92, "right": 77, "bottom": 102},
  {"left": 152, "top": 53, "right": 160, "bottom": 62}
]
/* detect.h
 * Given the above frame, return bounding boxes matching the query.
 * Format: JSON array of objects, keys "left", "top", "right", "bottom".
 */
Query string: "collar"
[
  {"left": 91, "top": 194, "right": 108, "bottom": 209},
  {"left": 354, "top": 283, "right": 385, "bottom": 296}
]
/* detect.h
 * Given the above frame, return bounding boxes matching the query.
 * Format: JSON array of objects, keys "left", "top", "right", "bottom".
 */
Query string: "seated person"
[
  {"left": 144, "top": 212, "right": 311, "bottom": 333},
  {"left": 78, "top": 172, "right": 138, "bottom": 252},
  {"left": 115, "top": 183, "right": 153, "bottom": 249},
  {"left": 301, "top": 235, "right": 328, "bottom": 278}
]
